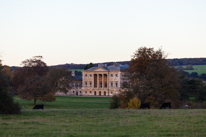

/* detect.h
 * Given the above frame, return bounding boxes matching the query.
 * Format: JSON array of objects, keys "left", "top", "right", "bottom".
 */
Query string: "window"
[
  {"left": 80, "top": 91, "right": 81, "bottom": 93},
  {"left": 116, "top": 74, "right": 118, "bottom": 77},
  {"left": 111, "top": 74, "right": 113, "bottom": 77},
  {"left": 72, "top": 83, "right": 75, "bottom": 87},
  {"left": 85, "top": 74, "right": 87, "bottom": 77},
  {"left": 67, "top": 91, "right": 69, "bottom": 94},
  {"left": 100, "top": 82, "right": 102, "bottom": 88},
  {"left": 90, "top": 82, "right": 92, "bottom": 87},
  {"left": 111, "top": 92, "right": 113, "bottom": 94},
  {"left": 85, "top": 91, "right": 87, "bottom": 94},
  {"left": 111, "top": 82, "right": 113, "bottom": 87},
  {"left": 73, "top": 91, "right": 75, "bottom": 94},
  {"left": 116, "top": 83, "right": 118, "bottom": 88},
  {"left": 59, "top": 91, "right": 62, "bottom": 93},
  {"left": 90, "top": 91, "right": 92, "bottom": 94},
  {"left": 77, "top": 83, "right": 79, "bottom": 87},
  {"left": 90, "top": 74, "right": 92, "bottom": 77},
  {"left": 85, "top": 82, "right": 87, "bottom": 87}
]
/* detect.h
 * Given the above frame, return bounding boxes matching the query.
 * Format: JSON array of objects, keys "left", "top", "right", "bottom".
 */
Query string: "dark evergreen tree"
[
  {"left": 84, "top": 63, "right": 94, "bottom": 70},
  {"left": 0, "top": 59, "right": 21, "bottom": 114}
]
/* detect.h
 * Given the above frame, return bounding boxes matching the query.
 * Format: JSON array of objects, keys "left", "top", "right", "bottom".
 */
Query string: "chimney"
[{"left": 98, "top": 64, "right": 107, "bottom": 67}]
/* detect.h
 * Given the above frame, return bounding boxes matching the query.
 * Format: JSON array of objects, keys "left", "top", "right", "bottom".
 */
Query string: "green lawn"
[
  {"left": 177, "top": 65, "right": 206, "bottom": 75},
  {"left": 1, "top": 96, "right": 206, "bottom": 137},
  {"left": 14, "top": 96, "right": 111, "bottom": 109}
]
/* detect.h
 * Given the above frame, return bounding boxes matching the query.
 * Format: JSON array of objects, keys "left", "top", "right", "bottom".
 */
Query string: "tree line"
[{"left": 9, "top": 58, "right": 206, "bottom": 71}]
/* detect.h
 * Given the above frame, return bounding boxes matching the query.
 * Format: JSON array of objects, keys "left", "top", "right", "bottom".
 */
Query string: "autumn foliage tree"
[
  {"left": 13, "top": 56, "right": 73, "bottom": 105},
  {"left": 17, "top": 75, "right": 50, "bottom": 105},
  {"left": 122, "top": 47, "right": 180, "bottom": 105},
  {"left": 13, "top": 56, "right": 50, "bottom": 105}
]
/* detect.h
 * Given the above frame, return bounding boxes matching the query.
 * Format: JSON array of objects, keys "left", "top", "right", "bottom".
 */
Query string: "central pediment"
[{"left": 94, "top": 67, "right": 108, "bottom": 72}]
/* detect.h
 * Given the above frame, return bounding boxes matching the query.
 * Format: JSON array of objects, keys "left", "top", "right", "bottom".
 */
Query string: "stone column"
[
  {"left": 97, "top": 74, "right": 99, "bottom": 89},
  {"left": 92, "top": 73, "right": 94, "bottom": 89},
  {"left": 102, "top": 73, "right": 104, "bottom": 89}
]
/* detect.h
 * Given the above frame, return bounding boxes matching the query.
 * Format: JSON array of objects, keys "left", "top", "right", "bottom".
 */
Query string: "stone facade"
[{"left": 55, "top": 63, "right": 128, "bottom": 97}]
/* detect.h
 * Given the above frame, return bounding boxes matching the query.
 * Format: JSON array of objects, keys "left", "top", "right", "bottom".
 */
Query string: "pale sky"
[{"left": 1, "top": 0, "right": 206, "bottom": 66}]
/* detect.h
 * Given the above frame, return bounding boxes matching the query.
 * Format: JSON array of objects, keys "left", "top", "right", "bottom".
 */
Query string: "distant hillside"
[
  {"left": 50, "top": 61, "right": 130, "bottom": 70},
  {"left": 52, "top": 58, "right": 206, "bottom": 70},
  {"left": 167, "top": 58, "right": 206, "bottom": 66},
  {"left": 9, "top": 58, "right": 206, "bottom": 71}
]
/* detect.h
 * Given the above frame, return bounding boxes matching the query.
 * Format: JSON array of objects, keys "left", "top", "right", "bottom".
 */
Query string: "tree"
[
  {"left": 0, "top": 59, "right": 21, "bottom": 114},
  {"left": 184, "top": 65, "right": 194, "bottom": 70},
  {"left": 200, "top": 73, "right": 206, "bottom": 80},
  {"left": 178, "top": 71, "right": 206, "bottom": 102},
  {"left": 17, "top": 75, "right": 50, "bottom": 105},
  {"left": 176, "top": 66, "right": 184, "bottom": 70},
  {"left": 13, "top": 56, "right": 50, "bottom": 105},
  {"left": 1, "top": 65, "right": 11, "bottom": 75},
  {"left": 109, "top": 95, "right": 121, "bottom": 109},
  {"left": 46, "top": 67, "right": 73, "bottom": 95},
  {"left": 122, "top": 47, "right": 180, "bottom": 104},
  {"left": 74, "top": 71, "right": 82, "bottom": 76},
  {"left": 189, "top": 72, "right": 199, "bottom": 78},
  {"left": 187, "top": 79, "right": 206, "bottom": 101},
  {"left": 178, "top": 71, "right": 191, "bottom": 101},
  {"left": 84, "top": 63, "right": 94, "bottom": 70}
]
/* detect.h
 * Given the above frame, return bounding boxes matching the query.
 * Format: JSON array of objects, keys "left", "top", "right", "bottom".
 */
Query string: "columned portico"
[{"left": 82, "top": 63, "right": 128, "bottom": 97}]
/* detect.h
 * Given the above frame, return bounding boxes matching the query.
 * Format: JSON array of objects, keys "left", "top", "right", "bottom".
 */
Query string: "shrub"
[
  {"left": 118, "top": 90, "right": 134, "bottom": 108},
  {"left": 0, "top": 90, "right": 21, "bottom": 114},
  {"left": 184, "top": 101, "right": 198, "bottom": 109},
  {"left": 145, "top": 96, "right": 159, "bottom": 109},
  {"left": 109, "top": 95, "right": 121, "bottom": 109},
  {"left": 127, "top": 97, "right": 141, "bottom": 109},
  {"left": 118, "top": 103, "right": 127, "bottom": 109},
  {"left": 202, "top": 101, "right": 206, "bottom": 108}
]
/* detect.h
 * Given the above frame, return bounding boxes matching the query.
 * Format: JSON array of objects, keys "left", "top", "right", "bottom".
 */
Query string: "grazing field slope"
[
  {"left": 0, "top": 96, "right": 205, "bottom": 137},
  {"left": 183, "top": 65, "right": 206, "bottom": 75}
]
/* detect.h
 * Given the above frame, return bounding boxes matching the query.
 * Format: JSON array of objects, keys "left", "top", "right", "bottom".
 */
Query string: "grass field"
[
  {"left": 69, "top": 69, "right": 83, "bottom": 72},
  {"left": 1, "top": 96, "right": 206, "bottom": 137},
  {"left": 14, "top": 96, "right": 110, "bottom": 109},
  {"left": 176, "top": 65, "right": 206, "bottom": 75}
]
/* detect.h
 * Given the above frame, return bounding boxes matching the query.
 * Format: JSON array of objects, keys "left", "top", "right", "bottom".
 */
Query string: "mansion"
[{"left": 55, "top": 63, "right": 129, "bottom": 96}]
